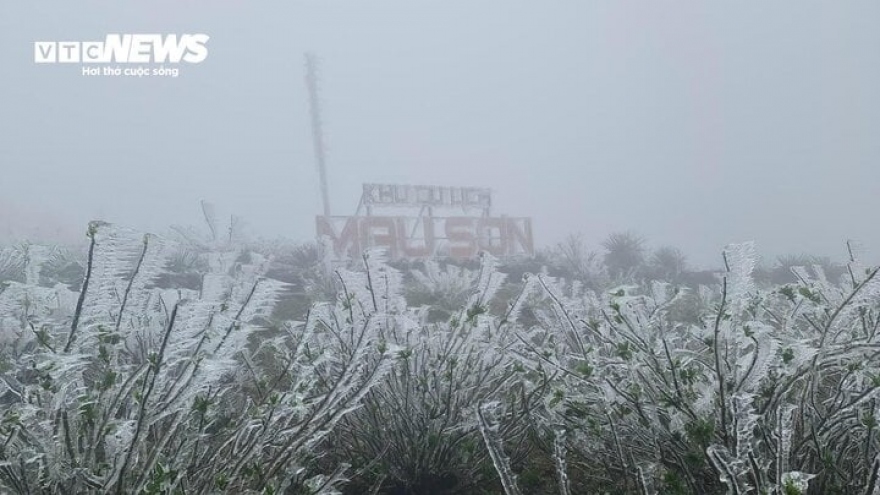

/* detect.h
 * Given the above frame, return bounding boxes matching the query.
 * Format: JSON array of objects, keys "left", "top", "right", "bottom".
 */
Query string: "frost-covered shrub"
[
  {"left": 0, "top": 245, "right": 27, "bottom": 284},
  {"left": 404, "top": 260, "right": 477, "bottom": 322},
  {"left": 262, "top": 241, "right": 336, "bottom": 321},
  {"left": 0, "top": 222, "right": 394, "bottom": 494},
  {"left": 509, "top": 241, "right": 880, "bottom": 495},
  {"left": 548, "top": 234, "right": 609, "bottom": 291},
  {"left": 328, "top": 253, "right": 542, "bottom": 494},
  {"left": 7, "top": 224, "right": 880, "bottom": 495}
]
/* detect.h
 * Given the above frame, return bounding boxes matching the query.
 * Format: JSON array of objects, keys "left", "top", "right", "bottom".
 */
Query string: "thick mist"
[{"left": 1, "top": 1, "right": 879, "bottom": 267}]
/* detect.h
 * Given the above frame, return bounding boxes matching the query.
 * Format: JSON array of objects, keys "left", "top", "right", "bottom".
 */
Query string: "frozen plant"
[
  {"left": 0, "top": 221, "right": 395, "bottom": 494},
  {"left": 328, "top": 252, "right": 544, "bottom": 494},
  {"left": 512, "top": 241, "right": 880, "bottom": 494}
]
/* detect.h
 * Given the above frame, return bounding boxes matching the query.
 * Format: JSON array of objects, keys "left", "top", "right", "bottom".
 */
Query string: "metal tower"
[{"left": 305, "top": 52, "right": 331, "bottom": 217}]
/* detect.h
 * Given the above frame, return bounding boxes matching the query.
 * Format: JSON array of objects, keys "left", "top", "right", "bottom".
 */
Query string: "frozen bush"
[{"left": 0, "top": 222, "right": 394, "bottom": 494}]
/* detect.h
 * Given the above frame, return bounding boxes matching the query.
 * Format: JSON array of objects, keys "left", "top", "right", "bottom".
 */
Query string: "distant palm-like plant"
[
  {"left": 551, "top": 234, "right": 608, "bottom": 290},
  {"left": 647, "top": 246, "right": 688, "bottom": 283},
  {"left": 602, "top": 232, "right": 646, "bottom": 281}
]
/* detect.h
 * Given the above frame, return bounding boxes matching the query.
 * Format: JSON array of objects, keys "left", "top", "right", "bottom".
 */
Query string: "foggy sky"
[{"left": 1, "top": 1, "right": 878, "bottom": 267}]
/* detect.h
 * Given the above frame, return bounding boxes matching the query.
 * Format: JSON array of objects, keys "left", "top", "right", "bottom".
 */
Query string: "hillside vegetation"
[{"left": 1, "top": 223, "right": 878, "bottom": 494}]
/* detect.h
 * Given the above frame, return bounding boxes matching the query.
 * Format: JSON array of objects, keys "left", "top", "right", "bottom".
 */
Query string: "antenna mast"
[{"left": 305, "top": 52, "right": 331, "bottom": 217}]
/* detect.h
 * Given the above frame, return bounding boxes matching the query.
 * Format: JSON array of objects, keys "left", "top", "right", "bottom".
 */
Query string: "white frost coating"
[
  {"left": 477, "top": 402, "right": 522, "bottom": 495},
  {"left": 707, "top": 444, "right": 748, "bottom": 495},
  {"left": 410, "top": 260, "right": 476, "bottom": 296},
  {"left": 105, "top": 420, "right": 137, "bottom": 460},
  {"left": 781, "top": 471, "right": 816, "bottom": 493},
  {"left": 22, "top": 244, "right": 52, "bottom": 286},
  {"left": 553, "top": 427, "right": 571, "bottom": 495},
  {"left": 636, "top": 462, "right": 658, "bottom": 495},
  {"left": 730, "top": 393, "right": 758, "bottom": 459},
  {"left": 776, "top": 404, "right": 798, "bottom": 488},
  {"left": 734, "top": 322, "right": 778, "bottom": 392},
  {"left": 723, "top": 241, "right": 757, "bottom": 316}
]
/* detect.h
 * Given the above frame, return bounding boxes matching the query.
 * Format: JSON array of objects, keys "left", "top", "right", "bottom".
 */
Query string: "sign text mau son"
[{"left": 317, "top": 215, "right": 534, "bottom": 260}]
